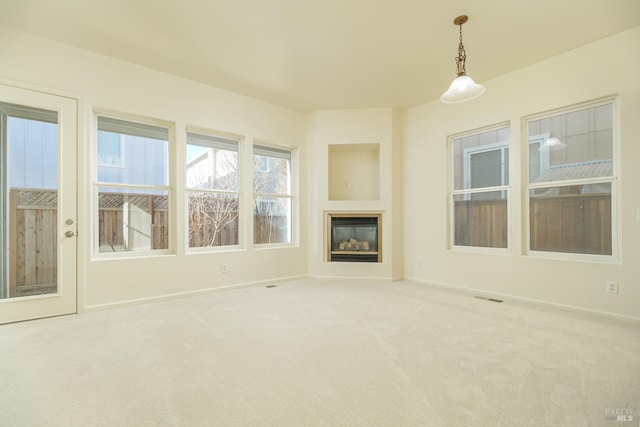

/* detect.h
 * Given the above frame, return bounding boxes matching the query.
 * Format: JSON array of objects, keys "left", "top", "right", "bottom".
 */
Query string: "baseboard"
[
  {"left": 404, "top": 276, "right": 640, "bottom": 324},
  {"left": 84, "top": 274, "right": 309, "bottom": 312},
  {"left": 308, "top": 274, "right": 395, "bottom": 282}
]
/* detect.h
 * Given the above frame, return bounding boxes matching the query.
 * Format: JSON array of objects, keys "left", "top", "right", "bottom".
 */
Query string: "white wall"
[
  {"left": 403, "top": 26, "right": 640, "bottom": 320},
  {"left": 2, "top": 23, "right": 637, "bottom": 319},
  {"left": 0, "top": 26, "right": 309, "bottom": 309},
  {"left": 308, "top": 108, "right": 402, "bottom": 280}
]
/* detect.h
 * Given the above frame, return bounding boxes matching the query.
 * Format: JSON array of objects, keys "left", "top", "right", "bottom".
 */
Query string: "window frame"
[
  {"left": 252, "top": 142, "right": 296, "bottom": 248},
  {"left": 92, "top": 111, "right": 173, "bottom": 258},
  {"left": 449, "top": 123, "right": 511, "bottom": 252},
  {"left": 185, "top": 129, "right": 241, "bottom": 252},
  {"left": 523, "top": 97, "right": 618, "bottom": 261}
]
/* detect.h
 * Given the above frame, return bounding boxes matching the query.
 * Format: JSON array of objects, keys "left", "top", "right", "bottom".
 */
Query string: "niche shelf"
[{"left": 328, "top": 143, "right": 380, "bottom": 201}]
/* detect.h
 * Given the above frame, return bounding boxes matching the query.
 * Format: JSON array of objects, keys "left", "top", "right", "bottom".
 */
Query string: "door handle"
[{"left": 65, "top": 230, "right": 75, "bottom": 238}]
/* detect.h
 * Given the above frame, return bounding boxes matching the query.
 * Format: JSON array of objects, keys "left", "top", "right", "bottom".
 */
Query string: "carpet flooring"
[{"left": 1, "top": 279, "right": 638, "bottom": 426}]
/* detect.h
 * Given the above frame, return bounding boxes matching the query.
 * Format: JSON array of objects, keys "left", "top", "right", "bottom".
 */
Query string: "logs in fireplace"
[{"left": 327, "top": 214, "right": 381, "bottom": 262}]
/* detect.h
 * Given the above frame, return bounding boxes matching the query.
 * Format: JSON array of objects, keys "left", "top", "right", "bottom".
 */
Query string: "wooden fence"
[
  {"left": 187, "top": 214, "right": 287, "bottom": 246},
  {"left": 8, "top": 189, "right": 57, "bottom": 297},
  {"left": 9, "top": 189, "right": 289, "bottom": 288},
  {"left": 454, "top": 199, "right": 508, "bottom": 248},
  {"left": 254, "top": 214, "right": 289, "bottom": 244},
  {"left": 8, "top": 188, "right": 611, "bottom": 296},
  {"left": 529, "top": 194, "right": 611, "bottom": 255},
  {"left": 454, "top": 194, "right": 611, "bottom": 254},
  {"left": 98, "top": 194, "right": 169, "bottom": 252}
]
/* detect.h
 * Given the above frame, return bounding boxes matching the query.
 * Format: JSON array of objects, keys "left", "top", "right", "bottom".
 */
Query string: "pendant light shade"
[
  {"left": 440, "top": 75, "right": 485, "bottom": 103},
  {"left": 440, "top": 15, "right": 485, "bottom": 104}
]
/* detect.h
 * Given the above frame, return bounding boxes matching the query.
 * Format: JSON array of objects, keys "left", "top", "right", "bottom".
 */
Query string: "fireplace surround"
[{"left": 327, "top": 213, "right": 381, "bottom": 262}]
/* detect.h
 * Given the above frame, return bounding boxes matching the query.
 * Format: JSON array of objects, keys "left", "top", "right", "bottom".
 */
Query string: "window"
[
  {"left": 464, "top": 142, "right": 509, "bottom": 197},
  {"left": 1, "top": 103, "right": 59, "bottom": 299},
  {"left": 525, "top": 100, "right": 615, "bottom": 256},
  {"left": 253, "top": 144, "right": 292, "bottom": 245},
  {"left": 97, "top": 131, "right": 124, "bottom": 167},
  {"left": 528, "top": 133, "right": 551, "bottom": 183},
  {"left": 186, "top": 132, "right": 239, "bottom": 248},
  {"left": 95, "top": 115, "right": 170, "bottom": 253},
  {"left": 450, "top": 125, "right": 510, "bottom": 249}
]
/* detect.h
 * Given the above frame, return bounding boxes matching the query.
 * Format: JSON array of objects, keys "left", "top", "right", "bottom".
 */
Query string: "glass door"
[{"left": 0, "top": 84, "right": 77, "bottom": 324}]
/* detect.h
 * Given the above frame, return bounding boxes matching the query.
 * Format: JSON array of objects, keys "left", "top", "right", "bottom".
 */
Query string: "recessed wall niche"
[{"left": 328, "top": 143, "right": 380, "bottom": 201}]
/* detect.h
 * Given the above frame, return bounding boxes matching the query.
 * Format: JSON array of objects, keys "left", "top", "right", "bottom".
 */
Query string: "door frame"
[{"left": 0, "top": 80, "right": 82, "bottom": 324}]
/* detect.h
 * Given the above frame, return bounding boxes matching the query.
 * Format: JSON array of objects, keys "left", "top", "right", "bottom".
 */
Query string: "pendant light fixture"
[{"left": 440, "top": 15, "right": 485, "bottom": 104}]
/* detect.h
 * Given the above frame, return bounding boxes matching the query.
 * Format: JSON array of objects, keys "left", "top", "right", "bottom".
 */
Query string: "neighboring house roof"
[{"left": 535, "top": 159, "right": 613, "bottom": 183}]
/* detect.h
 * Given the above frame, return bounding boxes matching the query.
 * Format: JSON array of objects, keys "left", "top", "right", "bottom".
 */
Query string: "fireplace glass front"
[{"left": 329, "top": 215, "right": 380, "bottom": 262}]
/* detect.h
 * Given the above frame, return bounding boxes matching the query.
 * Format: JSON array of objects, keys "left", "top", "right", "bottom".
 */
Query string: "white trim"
[
  {"left": 448, "top": 124, "right": 511, "bottom": 251},
  {"left": 527, "top": 249, "right": 621, "bottom": 264},
  {"left": 186, "top": 188, "right": 239, "bottom": 195},
  {"left": 523, "top": 95, "right": 617, "bottom": 122},
  {"left": 91, "top": 109, "right": 174, "bottom": 258},
  {"left": 449, "top": 245, "right": 511, "bottom": 255},
  {"left": 404, "top": 277, "right": 640, "bottom": 323},
  {"left": 251, "top": 141, "right": 296, "bottom": 246},
  {"left": 523, "top": 98, "right": 618, "bottom": 261},
  {"left": 84, "top": 274, "right": 309, "bottom": 311},
  {"left": 253, "top": 241, "right": 298, "bottom": 250},
  {"left": 528, "top": 175, "right": 616, "bottom": 190},
  {"left": 184, "top": 128, "right": 244, "bottom": 252},
  {"left": 0, "top": 83, "right": 79, "bottom": 323},
  {"left": 186, "top": 245, "right": 243, "bottom": 254},
  {"left": 452, "top": 185, "right": 510, "bottom": 195},
  {"left": 308, "top": 274, "right": 396, "bottom": 282},
  {"left": 95, "top": 182, "right": 170, "bottom": 191}
]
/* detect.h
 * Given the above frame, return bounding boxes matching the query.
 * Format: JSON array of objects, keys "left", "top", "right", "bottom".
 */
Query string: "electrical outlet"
[
  {"left": 221, "top": 263, "right": 229, "bottom": 273},
  {"left": 416, "top": 259, "right": 423, "bottom": 267},
  {"left": 606, "top": 281, "right": 618, "bottom": 294}
]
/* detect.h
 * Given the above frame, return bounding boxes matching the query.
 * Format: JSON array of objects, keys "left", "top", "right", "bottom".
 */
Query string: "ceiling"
[{"left": 0, "top": 0, "right": 638, "bottom": 112}]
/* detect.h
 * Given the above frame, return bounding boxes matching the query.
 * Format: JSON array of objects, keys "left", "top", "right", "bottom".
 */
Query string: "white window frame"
[
  {"left": 523, "top": 97, "right": 618, "bottom": 262},
  {"left": 449, "top": 124, "right": 511, "bottom": 252},
  {"left": 92, "top": 111, "right": 173, "bottom": 258},
  {"left": 185, "top": 130, "right": 241, "bottom": 252},
  {"left": 252, "top": 142, "right": 296, "bottom": 248}
]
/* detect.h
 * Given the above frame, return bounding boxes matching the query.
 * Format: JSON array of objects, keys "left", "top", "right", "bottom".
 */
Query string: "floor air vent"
[
  {"left": 474, "top": 296, "right": 503, "bottom": 303},
  {"left": 265, "top": 285, "right": 277, "bottom": 288}
]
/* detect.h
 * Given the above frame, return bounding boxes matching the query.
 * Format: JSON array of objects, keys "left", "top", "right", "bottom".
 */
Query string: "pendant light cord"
[{"left": 455, "top": 23, "right": 467, "bottom": 76}]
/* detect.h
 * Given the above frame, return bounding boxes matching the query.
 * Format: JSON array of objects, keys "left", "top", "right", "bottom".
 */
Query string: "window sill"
[
  {"left": 449, "top": 245, "right": 512, "bottom": 256},
  {"left": 526, "top": 250, "right": 620, "bottom": 264},
  {"left": 252, "top": 243, "right": 298, "bottom": 251},
  {"left": 92, "top": 250, "right": 174, "bottom": 262}
]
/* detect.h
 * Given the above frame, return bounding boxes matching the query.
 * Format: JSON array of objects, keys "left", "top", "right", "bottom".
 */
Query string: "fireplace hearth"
[{"left": 327, "top": 213, "right": 381, "bottom": 262}]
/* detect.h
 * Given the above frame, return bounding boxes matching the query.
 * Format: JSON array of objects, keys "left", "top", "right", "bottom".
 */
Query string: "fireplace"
[{"left": 327, "top": 213, "right": 381, "bottom": 262}]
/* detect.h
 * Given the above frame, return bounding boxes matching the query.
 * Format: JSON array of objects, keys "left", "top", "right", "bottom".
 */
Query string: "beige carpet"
[{"left": 1, "top": 279, "right": 638, "bottom": 426}]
